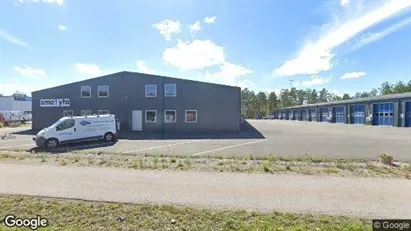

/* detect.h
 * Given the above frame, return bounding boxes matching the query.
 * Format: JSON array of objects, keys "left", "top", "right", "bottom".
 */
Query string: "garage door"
[
  {"left": 319, "top": 107, "right": 328, "bottom": 122},
  {"left": 293, "top": 110, "right": 299, "bottom": 120},
  {"left": 310, "top": 109, "right": 317, "bottom": 122},
  {"left": 288, "top": 111, "right": 293, "bottom": 120},
  {"left": 405, "top": 102, "right": 411, "bottom": 127},
  {"left": 350, "top": 105, "right": 365, "bottom": 124},
  {"left": 373, "top": 103, "right": 393, "bottom": 126},
  {"left": 334, "top": 106, "right": 345, "bottom": 123},
  {"left": 302, "top": 110, "right": 308, "bottom": 121}
]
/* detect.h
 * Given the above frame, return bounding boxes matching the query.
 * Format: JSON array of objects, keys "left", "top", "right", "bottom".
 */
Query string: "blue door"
[
  {"left": 373, "top": 103, "right": 393, "bottom": 126},
  {"left": 293, "top": 110, "right": 299, "bottom": 120},
  {"left": 319, "top": 108, "right": 328, "bottom": 122},
  {"left": 350, "top": 105, "right": 365, "bottom": 124},
  {"left": 310, "top": 109, "right": 317, "bottom": 122},
  {"left": 334, "top": 107, "right": 345, "bottom": 123},
  {"left": 288, "top": 111, "right": 293, "bottom": 120},
  {"left": 302, "top": 110, "right": 307, "bottom": 121},
  {"left": 405, "top": 102, "right": 411, "bottom": 127}
]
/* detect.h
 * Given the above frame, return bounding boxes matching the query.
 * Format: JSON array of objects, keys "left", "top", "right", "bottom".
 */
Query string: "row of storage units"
[{"left": 273, "top": 100, "right": 411, "bottom": 127}]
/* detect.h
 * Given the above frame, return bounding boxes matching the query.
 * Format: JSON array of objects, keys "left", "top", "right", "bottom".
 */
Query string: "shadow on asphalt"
[
  {"left": 11, "top": 120, "right": 265, "bottom": 141},
  {"left": 28, "top": 140, "right": 118, "bottom": 154}
]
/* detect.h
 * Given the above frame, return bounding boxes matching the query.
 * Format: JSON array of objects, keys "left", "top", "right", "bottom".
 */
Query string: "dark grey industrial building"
[
  {"left": 272, "top": 92, "right": 411, "bottom": 127},
  {"left": 31, "top": 71, "right": 241, "bottom": 137}
]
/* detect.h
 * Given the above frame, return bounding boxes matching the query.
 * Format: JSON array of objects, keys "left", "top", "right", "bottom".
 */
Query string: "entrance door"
[
  {"left": 406, "top": 102, "right": 411, "bottom": 127},
  {"left": 132, "top": 110, "right": 143, "bottom": 131}
]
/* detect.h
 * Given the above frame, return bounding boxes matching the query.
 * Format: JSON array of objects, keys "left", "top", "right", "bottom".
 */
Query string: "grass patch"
[
  {"left": 0, "top": 194, "right": 371, "bottom": 231},
  {"left": 1, "top": 150, "right": 410, "bottom": 179}
]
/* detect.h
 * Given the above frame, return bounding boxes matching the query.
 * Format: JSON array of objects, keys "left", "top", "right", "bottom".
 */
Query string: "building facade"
[
  {"left": 272, "top": 92, "right": 411, "bottom": 127},
  {"left": 31, "top": 72, "right": 241, "bottom": 137},
  {"left": 0, "top": 96, "right": 32, "bottom": 112}
]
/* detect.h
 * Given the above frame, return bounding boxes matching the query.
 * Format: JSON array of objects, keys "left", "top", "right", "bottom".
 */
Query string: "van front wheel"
[
  {"left": 45, "top": 138, "right": 58, "bottom": 150},
  {"left": 103, "top": 132, "right": 115, "bottom": 142}
]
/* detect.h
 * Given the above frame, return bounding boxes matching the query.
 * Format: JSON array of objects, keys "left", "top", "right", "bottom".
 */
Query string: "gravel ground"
[{"left": 1, "top": 162, "right": 410, "bottom": 219}]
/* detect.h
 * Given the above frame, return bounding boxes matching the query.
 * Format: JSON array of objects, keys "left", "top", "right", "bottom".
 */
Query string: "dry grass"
[
  {"left": 0, "top": 194, "right": 371, "bottom": 231},
  {"left": 1, "top": 150, "right": 410, "bottom": 179}
]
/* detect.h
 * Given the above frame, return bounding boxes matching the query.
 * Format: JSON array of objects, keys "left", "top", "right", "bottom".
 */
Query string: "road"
[{"left": 1, "top": 163, "right": 410, "bottom": 218}]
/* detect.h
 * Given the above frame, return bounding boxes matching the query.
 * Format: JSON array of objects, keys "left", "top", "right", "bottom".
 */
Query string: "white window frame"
[
  {"left": 98, "top": 85, "right": 109, "bottom": 98},
  {"left": 145, "top": 84, "right": 157, "bottom": 97},
  {"left": 81, "top": 110, "right": 92, "bottom": 116},
  {"left": 164, "top": 110, "right": 177, "bottom": 123},
  {"left": 63, "top": 110, "right": 74, "bottom": 117},
  {"left": 185, "top": 110, "right": 198, "bottom": 123},
  {"left": 164, "top": 84, "right": 177, "bottom": 97},
  {"left": 145, "top": 110, "right": 157, "bottom": 123},
  {"left": 98, "top": 110, "right": 109, "bottom": 115},
  {"left": 81, "top": 86, "right": 91, "bottom": 98}
]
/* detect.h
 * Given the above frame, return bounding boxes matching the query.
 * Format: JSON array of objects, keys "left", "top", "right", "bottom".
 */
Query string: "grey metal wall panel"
[{"left": 32, "top": 72, "right": 241, "bottom": 135}]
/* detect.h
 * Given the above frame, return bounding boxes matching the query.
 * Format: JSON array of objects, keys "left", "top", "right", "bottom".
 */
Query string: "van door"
[
  {"left": 132, "top": 110, "right": 143, "bottom": 131},
  {"left": 55, "top": 119, "right": 77, "bottom": 143}
]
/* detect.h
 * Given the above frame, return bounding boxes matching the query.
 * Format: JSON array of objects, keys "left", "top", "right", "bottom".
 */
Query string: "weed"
[
  {"left": 177, "top": 162, "right": 184, "bottom": 170},
  {"left": 263, "top": 161, "right": 271, "bottom": 173}
]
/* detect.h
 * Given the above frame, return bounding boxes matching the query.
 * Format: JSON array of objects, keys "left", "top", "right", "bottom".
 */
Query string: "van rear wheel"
[
  {"left": 45, "top": 138, "right": 58, "bottom": 150},
  {"left": 103, "top": 132, "right": 115, "bottom": 142}
]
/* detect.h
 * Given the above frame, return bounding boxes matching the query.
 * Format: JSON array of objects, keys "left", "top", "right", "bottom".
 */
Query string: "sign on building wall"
[
  {"left": 40, "top": 99, "right": 70, "bottom": 107},
  {"left": 14, "top": 96, "right": 32, "bottom": 102}
]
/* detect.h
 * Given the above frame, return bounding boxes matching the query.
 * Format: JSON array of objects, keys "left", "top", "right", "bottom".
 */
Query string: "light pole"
[{"left": 289, "top": 79, "right": 294, "bottom": 89}]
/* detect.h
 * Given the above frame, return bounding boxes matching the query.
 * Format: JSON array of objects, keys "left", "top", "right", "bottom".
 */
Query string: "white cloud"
[
  {"left": 162, "top": 39, "right": 225, "bottom": 70},
  {"left": 340, "top": 0, "right": 349, "bottom": 7},
  {"left": 13, "top": 66, "right": 45, "bottom": 78},
  {"left": 136, "top": 60, "right": 156, "bottom": 75},
  {"left": 329, "top": 89, "right": 343, "bottom": 97},
  {"left": 42, "top": 0, "right": 63, "bottom": 4},
  {"left": 204, "top": 16, "right": 216, "bottom": 24},
  {"left": 189, "top": 21, "right": 201, "bottom": 34},
  {"left": 340, "top": 71, "right": 366, "bottom": 79},
  {"left": 152, "top": 19, "right": 181, "bottom": 40},
  {"left": 75, "top": 63, "right": 102, "bottom": 76},
  {"left": 351, "top": 17, "right": 411, "bottom": 52},
  {"left": 294, "top": 75, "right": 331, "bottom": 87},
  {"left": 0, "top": 30, "right": 29, "bottom": 47},
  {"left": 205, "top": 62, "right": 253, "bottom": 88},
  {"left": 58, "top": 24, "right": 67, "bottom": 31},
  {"left": 274, "top": 0, "right": 411, "bottom": 77}
]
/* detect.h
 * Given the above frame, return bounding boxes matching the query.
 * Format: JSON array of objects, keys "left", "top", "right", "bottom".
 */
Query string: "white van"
[{"left": 33, "top": 114, "right": 117, "bottom": 149}]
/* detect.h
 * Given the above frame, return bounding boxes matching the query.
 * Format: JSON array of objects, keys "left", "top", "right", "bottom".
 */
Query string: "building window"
[
  {"left": 81, "top": 86, "right": 91, "bottom": 98},
  {"left": 81, "top": 110, "right": 92, "bottom": 116},
  {"left": 145, "top": 110, "right": 157, "bottom": 123},
  {"left": 98, "top": 110, "right": 109, "bottom": 115},
  {"left": 164, "top": 110, "right": 176, "bottom": 123},
  {"left": 145, "top": 84, "right": 157, "bottom": 97},
  {"left": 164, "top": 84, "right": 177, "bottom": 97},
  {"left": 63, "top": 110, "right": 74, "bottom": 117},
  {"left": 98, "top": 85, "right": 109, "bottom": 98},
  {"left": 185, "top": 110, "right": 197, "bottom": 123}
]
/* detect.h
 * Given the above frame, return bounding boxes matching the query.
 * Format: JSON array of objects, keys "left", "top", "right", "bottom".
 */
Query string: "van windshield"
[{"left": 50, "top": 118, "right": 65, "bottom": 128}]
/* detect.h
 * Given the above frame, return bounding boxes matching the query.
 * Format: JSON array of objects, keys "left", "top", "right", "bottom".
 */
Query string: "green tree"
[
  {"left": 256, "top": 91, "right": 269, "bottom": 116},
  {"left": 279, "top": 89, "right": 291, "bottom": 108},
  {"left": 267, "top": 91, "right": 278, "bottom": 113},
  {"left": 379, "top": 82, "right": 394, "bottom": 95},
  {"left": 393, "top": 81, "right": 408, "bottom": 93},
  {"left": 241, "top": 88, "right": 258, "bottom": 119},
  {"left": 342, "top": 93, "right": 351, "bottom": 100}
]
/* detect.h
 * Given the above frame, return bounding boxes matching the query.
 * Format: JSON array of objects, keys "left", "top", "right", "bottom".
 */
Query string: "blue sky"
[{"left": 1, "top": 0, "right": 411, "bottom": 96}]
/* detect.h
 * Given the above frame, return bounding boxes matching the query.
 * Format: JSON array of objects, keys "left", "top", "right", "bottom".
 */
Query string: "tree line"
[{"left": 241, "top": 80, "right": 411, "bottom": 119}]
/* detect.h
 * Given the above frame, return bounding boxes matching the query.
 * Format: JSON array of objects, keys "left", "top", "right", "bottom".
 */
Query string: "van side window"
[{"left": 56, "top": 119, "right": 75, "bottom": 131}]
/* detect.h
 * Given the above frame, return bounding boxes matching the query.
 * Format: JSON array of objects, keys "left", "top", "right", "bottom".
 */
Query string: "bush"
[
  {"left": 379, "top": 153, "right": 392, "bottom": 159},
  {"left": 0, "top": 122, "right": 4, "bottom": 128}
]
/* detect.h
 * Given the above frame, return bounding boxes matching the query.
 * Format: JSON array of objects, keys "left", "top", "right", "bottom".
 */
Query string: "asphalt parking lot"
[{"left": 1, "top": 120, "right": 410, "bottom": 161}]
